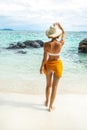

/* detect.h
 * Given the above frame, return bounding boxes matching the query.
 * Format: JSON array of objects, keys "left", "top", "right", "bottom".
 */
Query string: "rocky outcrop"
[
  {"left": 78, "top": 38, "right": 87, "bottom": 53},
  {"left": 7, "top": 42, "right": 26, "bottom": 49},
  {"left": 6, "top": 40, "right": 44, "bottom": 49}
]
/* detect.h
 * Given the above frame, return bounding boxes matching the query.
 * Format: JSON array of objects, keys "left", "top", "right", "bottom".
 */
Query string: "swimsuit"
[
  {"left": 44, "top": 52, "right": 63, "bottom": 78},
  {"left": 47, "top": 52, "right": 60, "bottom": 56}
]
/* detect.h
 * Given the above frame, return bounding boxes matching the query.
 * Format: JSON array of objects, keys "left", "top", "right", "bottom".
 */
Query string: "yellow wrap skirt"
[{"left": 44, "top": 59, "right": 63, "bottom": 78}]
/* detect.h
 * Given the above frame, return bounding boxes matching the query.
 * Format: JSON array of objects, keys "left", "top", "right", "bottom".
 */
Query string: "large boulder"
[{"left": 78, "top": 38, "right": 87, "bottom": 53}]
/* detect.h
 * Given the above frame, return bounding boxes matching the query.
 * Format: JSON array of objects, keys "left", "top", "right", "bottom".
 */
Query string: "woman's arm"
[
  {"left": 54, "top": 22, "right": 65, "bottom": 45},
  {"left": 40, "top": 44, "right": 47, "bottom": 74},
  {"left": 58, "top": 23, "right": 65, "bottom": 44},
  {"left": 60, "top": 31, "right": 65, "bottom": 45}
]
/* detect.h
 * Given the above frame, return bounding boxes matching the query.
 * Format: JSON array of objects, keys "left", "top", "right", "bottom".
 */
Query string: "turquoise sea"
[{"left": 0, "top": 30, "right": 87, "bottom": 94}]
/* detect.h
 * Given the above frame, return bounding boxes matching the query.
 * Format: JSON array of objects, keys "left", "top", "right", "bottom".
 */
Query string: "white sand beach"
[
  {"left": 0, "top": 92, "right": 87, "bottom": 130},
  {"left": 0, "top": 76, "right": 87, "bottom": 94}
]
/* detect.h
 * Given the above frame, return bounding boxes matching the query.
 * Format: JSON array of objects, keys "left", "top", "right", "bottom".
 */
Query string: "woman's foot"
[{"left": 48, "top": 106, "right": 55, "bottom": 112}]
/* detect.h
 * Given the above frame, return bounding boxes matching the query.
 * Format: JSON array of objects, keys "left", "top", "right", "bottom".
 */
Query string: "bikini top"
[{"left": 47, "top": 52, "right": 60, "bottom": 56}]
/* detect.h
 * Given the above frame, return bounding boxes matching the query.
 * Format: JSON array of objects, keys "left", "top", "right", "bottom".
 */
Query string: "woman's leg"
[
  {"left": 45, "top": 69, "right": 53, "bottom": 107},
  {"left": 49, "top": 74, "right": 60, "bottom": 111}
]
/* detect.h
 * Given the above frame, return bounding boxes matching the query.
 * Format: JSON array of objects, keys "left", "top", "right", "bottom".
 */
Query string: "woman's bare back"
[{"left": 44, "top": 39, "right": 63, "bottom": 61}]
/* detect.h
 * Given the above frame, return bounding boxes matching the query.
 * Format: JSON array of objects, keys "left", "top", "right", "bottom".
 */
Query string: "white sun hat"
[{"left": 46, "top": 25, "right": 62, "bottom": 38}]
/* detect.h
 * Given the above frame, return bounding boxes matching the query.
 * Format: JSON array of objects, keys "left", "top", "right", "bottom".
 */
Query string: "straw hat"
[{"left": 46, "top": 25, "right": 62, "bottom": 38}]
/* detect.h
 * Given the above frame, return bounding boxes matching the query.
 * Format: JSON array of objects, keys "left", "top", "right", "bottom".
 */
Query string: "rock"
[
  {"left": 17, "top": 42, "right": 26, "bottom": 48},
  {"left": 7, "top": 42, "right": 26, "bottom": 49},
  {"left": 17, "top": 51, "right": 27, "bottom": 54},
  {"left": 6, "top": 40, "right": 44, "bottom": 49},
  {"left": 78, "top": 38, "right": 87, "bottom": 53},
  {"left": 23, "top": 40, "right": 44, "bottom": 48},
  {"left": 30, "top": 42, "right": 40, "bottom": 48},
  {"left": 23, "top": 40, "right": 31, "bottom": 46},
  {"left": 7, "top": 43, "right": 18, "bottom": 49},
  {"left": 35, "top": 40, "right": 44, "bottom": 47}
]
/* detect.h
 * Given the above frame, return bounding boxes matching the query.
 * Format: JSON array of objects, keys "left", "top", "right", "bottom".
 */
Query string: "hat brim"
[{"left": 46, "top": 29, "right": 62, "bottom": 38}]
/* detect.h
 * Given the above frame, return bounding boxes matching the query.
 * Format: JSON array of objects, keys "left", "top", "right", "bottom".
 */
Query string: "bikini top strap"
[{"left": 47, "top": 52, "right": 60, "bottom": 56}]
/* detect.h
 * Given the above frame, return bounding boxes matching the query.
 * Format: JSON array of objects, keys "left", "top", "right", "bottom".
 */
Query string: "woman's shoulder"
[
  {"left": 43, "top": 41, "right": 51, "bottom": 51},
  {"left": 44, "top": 41, "right": 51, "bottom": 44},
  {"left": 44, "top": 40, "right": 64, "bottom": 46},
  {"left": 56, "top": 40, "right": 64, "bottom": 46},
  {"left": 44, "top": 41, "right": 51, "bottom": 47}
]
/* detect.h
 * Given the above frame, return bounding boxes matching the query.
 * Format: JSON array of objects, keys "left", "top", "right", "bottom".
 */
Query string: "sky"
[{"left": 0, "top": 0, "right": 87, "bottom": 31}]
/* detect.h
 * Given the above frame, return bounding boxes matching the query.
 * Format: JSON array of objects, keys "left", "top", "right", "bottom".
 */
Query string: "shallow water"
[{"left": 0, "top": 31, "right": 87, "bottom": 94}]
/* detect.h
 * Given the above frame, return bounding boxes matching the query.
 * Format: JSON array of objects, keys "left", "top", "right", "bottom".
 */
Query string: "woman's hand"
[{"left": 53, "top": 22, "right": 64, "bottom": 33}]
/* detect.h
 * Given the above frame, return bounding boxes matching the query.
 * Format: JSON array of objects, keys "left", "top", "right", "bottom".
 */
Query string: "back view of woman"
[{"left": 40, "top": 22, "right": 65, "bottom": 111}]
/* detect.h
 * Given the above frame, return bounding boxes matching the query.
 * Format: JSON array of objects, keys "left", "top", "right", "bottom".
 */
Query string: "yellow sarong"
[{"left": 44, "top": 59, "right": 63, "bottom": 78}]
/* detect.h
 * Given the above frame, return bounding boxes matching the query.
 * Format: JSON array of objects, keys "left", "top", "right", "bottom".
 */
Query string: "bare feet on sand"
[{"left": 48, "top": 106, "right": 55, "bottom": 112}]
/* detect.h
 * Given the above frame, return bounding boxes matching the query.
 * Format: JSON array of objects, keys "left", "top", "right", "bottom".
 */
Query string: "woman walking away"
[{"left": 40, "top": 22, "right": 65, "bottom": 111}]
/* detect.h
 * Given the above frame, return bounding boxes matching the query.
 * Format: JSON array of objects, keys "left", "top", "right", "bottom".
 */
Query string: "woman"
[{"left": 40, "top": 22, "right": 65, "bottom": 111}]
